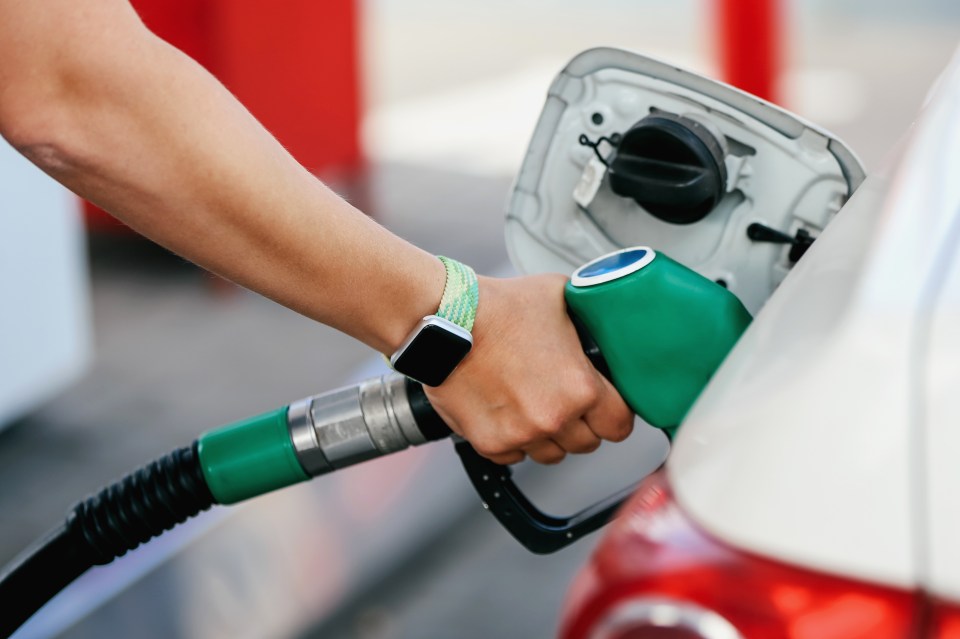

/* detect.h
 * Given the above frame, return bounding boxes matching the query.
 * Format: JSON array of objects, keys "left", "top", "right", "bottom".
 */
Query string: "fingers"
[
  {"left": 550, "top": 418, "right": 602, "bottom": 455},
  {"left": 583, "top": 374, "right": 635, "bottom": 443},
  {"left": 523, "top": 439, "right": 566, "bottom": 465},
  {"left": 486, "top": 450, "right": 526, "bottom": 466},
  {"left": 467, "top": 373, "right": 633, "bottom": 467},
  {"left": 429, "top": 402, "right": 529, "bottom": 465},
  {"left": 472, "top": 420, "right": 597, "bottom": 466},
  {"left": 528, "top": 396, "right": 628, "bottom": 465}
]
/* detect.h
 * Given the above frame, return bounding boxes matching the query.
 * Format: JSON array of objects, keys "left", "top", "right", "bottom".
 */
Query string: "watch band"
[
  {"left": 436, "top": 256, "right": 479, "bottom": 332},
  {"left": 384, "top": 257, "right": 478, "bottom": 385}
]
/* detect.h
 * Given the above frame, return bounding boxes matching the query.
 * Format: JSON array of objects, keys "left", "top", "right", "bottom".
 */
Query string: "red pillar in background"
[
  {"left": 211, "top": 0, "right": 363, "bottom": 174},
  {"left": 715, "top": 0, "right": 782, "bottom": 104},
  {"left": 85, "top": 0, "right": 363, "bottom": 232},
  {"left": 129, "top": 0, "right": 216, "bottom": 69}
]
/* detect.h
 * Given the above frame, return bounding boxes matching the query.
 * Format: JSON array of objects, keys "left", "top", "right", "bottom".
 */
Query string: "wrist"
[
  {"left": 374, "top": 253, "right": 446, "bottom": 355},
  {"left": 389, "top": 256, "right": 479, "bottom": 386}
]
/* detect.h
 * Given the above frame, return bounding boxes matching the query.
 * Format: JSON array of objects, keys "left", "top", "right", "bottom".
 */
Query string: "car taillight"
[{"left": 559, "top": 470, "right": 920, "bottom": 639}]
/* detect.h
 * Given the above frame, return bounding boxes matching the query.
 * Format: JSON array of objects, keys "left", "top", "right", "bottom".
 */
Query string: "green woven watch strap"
[{"left": 436, "top": 256, "right": 479, "bottom": 332}]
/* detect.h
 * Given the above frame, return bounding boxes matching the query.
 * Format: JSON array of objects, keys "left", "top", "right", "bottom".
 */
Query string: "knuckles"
[
  {"left": 567, "top": 369, "right": 603, "bottom": 409},
  {"left": 528, "top": 410, "right": 566, "bottom": 439}
]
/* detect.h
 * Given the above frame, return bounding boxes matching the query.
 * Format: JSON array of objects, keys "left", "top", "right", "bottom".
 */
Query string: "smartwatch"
[{"left": 390, "top": 257, "right": 479, "bottom": 387}]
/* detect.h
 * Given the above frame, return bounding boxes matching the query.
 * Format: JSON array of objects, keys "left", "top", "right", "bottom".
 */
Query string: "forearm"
[
  {"left": 0, "top": 0, "right": 635, "bottom": 465},
  {"left": 0, "top": 1, "right": 442, "bottom": 354}
]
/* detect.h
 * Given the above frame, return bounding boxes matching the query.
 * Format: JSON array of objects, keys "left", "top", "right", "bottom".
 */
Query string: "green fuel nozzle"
[{"left": 565, "top": 246, "right": 752, "bottom": 435}]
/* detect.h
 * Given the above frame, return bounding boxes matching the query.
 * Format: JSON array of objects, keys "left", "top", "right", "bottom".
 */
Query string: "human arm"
[{"left": 0, "top": 0, "right": 633, "bottom": 463}]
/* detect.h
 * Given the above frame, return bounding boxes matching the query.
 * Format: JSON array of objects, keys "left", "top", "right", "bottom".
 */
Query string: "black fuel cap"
[{"left": 608, "top": 113, "right": 727, "bottom": 224}]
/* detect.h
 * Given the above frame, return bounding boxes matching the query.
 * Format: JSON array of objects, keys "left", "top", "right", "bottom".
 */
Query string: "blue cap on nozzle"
[{"left": 570, "top": 247, "right": 656, "bottom": 287}]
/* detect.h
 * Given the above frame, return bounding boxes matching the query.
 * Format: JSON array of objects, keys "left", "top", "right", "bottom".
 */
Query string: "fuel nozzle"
[{"left": 565, "top": 246, "right": 752, "bottom": 433}]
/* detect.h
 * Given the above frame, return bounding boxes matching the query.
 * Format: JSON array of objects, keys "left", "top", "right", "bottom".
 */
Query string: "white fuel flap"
[{"left": 505, "top": 47, "right": 865, "bottom": 314}]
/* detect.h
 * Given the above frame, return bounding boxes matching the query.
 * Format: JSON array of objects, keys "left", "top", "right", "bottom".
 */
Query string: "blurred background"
[{"left": 1, "top": 1, "right": 958, "bottom": 637}]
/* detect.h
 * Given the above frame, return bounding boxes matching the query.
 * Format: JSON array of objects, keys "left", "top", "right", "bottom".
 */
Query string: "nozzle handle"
[
  {"left": 452, "top": 439, "right": 637, "bottom": 554},
  {"left": 403, "top": 312, "right": 630, "bottom": 554}
]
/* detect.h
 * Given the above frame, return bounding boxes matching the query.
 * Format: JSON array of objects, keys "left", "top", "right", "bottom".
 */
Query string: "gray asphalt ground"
[{"left": 2, "top": 3, "right": 959, "bottom": 638}]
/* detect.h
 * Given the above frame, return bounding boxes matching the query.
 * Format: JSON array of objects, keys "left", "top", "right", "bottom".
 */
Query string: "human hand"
[{"left": 423, "top": 274, "right": 634, "bottom": 465}]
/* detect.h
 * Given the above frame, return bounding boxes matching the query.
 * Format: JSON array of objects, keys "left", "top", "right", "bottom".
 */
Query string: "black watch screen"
[{"left": 392, "top": 320, "right": 472, "bottom": 387}]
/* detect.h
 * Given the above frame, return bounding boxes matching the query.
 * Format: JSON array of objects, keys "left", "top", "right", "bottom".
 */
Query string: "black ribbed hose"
[{"left": 0, "top": 443, "right": 215, "bottom": 638}]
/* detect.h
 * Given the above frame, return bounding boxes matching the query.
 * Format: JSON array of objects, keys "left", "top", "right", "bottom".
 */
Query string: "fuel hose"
[{"left": 0, "top": 375, "right": 449, "bottom": 638}]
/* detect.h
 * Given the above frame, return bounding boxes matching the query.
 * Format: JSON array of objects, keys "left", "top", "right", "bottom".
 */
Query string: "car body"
[{"left": 550, "top": 45, "right": 960, "bottom": 639}]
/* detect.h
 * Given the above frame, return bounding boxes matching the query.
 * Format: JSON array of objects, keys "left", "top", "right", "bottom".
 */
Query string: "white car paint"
[
  {"left": 671, "top": 46, "right": 960, "bottom": 594},
  {"left": 912, "top": 47, "right": 960, "bottom": 603}
]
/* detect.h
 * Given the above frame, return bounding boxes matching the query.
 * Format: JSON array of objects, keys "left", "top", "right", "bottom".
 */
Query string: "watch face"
[{"left": 392, "top": 322, "right": 472, "bottom": 387}]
